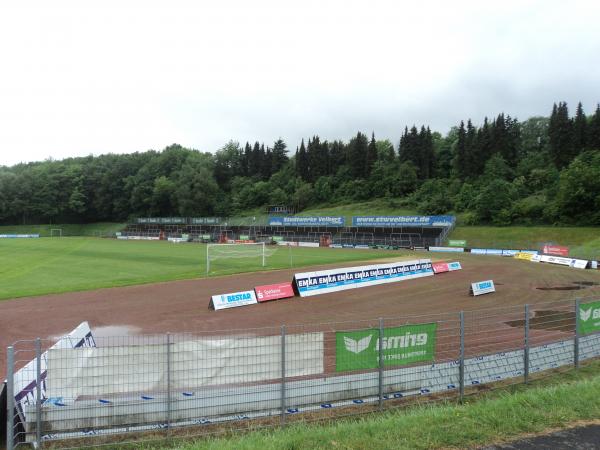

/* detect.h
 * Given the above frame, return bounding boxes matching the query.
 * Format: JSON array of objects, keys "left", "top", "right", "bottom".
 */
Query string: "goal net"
[
  {"left": 206, "top": 243, "right": 277, "bottom": 274},
  {"left": 50, "top": 228, "right": 63, "bottom": 237}
]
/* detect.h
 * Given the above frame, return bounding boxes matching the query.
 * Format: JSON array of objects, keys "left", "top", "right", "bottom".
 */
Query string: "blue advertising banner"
[
  {"left": 294, "top": 259, "right": 434, "bottom": 297},
  {"left": 0, "top": 234, "right": 40, "bottom": 238},
  {"left": 352, "top": 216, "right": 455, "bottom": 228},
  {"left": 268, "top": 216, "right": 345, "bottom": 227}
]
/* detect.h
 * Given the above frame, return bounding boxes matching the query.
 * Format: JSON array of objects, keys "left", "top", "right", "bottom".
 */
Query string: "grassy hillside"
[
  {"left": 0, "top": 237, "right": 405, "bottom": 300},
  {"left": 0, "top": 222, "right": 125, "bottom": 237},
  {"left": 449, "top": 226, "right": 600, "bottom": 258}
]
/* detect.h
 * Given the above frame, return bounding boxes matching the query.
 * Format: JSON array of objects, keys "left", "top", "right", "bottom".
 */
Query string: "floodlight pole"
[{"left": 262, "top": 242, "right": 265, "bottom": 267}]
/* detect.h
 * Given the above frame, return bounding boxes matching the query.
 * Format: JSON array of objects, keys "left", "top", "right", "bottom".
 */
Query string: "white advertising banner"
[
  {"left": 46, "top": 333, "right": 324, "bottom": 398},
  {"left": 211, "top": 290, "right": 258, "bottom": 310},
  {"left": 293, "top": 259, "right": 433, "bottom": 297}
]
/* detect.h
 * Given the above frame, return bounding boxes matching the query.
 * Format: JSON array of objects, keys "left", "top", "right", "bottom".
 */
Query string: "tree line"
[{"left": 1, "top": 101, "right": 599, "bottom": 225}]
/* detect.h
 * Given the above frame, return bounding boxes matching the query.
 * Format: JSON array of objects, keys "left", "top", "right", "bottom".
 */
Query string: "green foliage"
[
  {"left": 412, "top": 179, "right": 454, "bottom": 215},
  {"left": 555, "top": 150, "right": 600, "bottom": 224},
  {"left": 0, "top": 100, "right": 598, "bottom": 226},
  {"left": 474, "top": 179, "right": 515, "bottom": 225}
]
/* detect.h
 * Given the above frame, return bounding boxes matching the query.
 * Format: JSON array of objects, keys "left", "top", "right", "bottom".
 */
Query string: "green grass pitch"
[{"left": 0, "top": 238, "right": 404, "bottom": 300}]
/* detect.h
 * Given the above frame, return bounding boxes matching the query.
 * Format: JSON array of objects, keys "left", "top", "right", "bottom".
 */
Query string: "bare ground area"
[{"left": 1, "top": 253, "right": 599, "bottom": 375}]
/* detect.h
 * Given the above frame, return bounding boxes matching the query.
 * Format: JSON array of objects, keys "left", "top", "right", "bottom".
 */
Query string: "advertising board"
[
  {"left": 539, "top": 255, "right": 588, "bottom": 269},
  {"left": 579, "top": 300, "right": 600, "bottom": 335},
  {"left": 352, "top": 216, "right": 454, "bottom": 228},
  {"left": 432, "top": 261, "right": 462, "bottom": 274},
  {"left": 254, "top": 283, "right": 295, "bottom": 302},
  {"left": 210, "top": 290, "right": 258, "bottom": 310},
  {"left": 0, "top": 234, "right": 40, "bottom": 238},
  {"left": 432, "top": 262, "right": 449, "bottom": 273},
  {"left": 10, "top": 322, "right": 95, "bottom": 426},
  {"left": 515, "top": 252, "right": 534, "bottom": 261},
  {"left": 428, "top": 246, "right": 465, "bottom": 253},
  {"left": 470, "top": 280, "right": 495, "bottom": 296},
  {"left": 268, "top": 216, "right": 345, "bottom": 227},
  {"left": 542, "top": 245, "right": 569, "bottom": 256},
  {"left": 448, "top": 240, "right": 466, "bottom": 247},
  {"left": 191, "top": 217, "right": 222, "bottom": 225},
  {"left": 293, "top": 260, "right": 433, "bottom": 297},
  {"left": 448, "top": 262, "right": 462, "bottom": 271},
  {"left": 335, "top": 323, "right": 436, "bottom": 371}
]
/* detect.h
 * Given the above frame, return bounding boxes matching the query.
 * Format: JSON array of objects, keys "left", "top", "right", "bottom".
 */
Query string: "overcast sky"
[{"left": 1, "top": 1, "right": 599, "bottom": 166}]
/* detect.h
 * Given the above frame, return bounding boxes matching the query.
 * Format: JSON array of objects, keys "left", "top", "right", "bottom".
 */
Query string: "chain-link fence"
[{"left": 5, "top": 297, "right": 600, "bottom": 449}]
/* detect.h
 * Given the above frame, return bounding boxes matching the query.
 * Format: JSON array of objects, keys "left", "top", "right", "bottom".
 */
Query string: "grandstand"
[{"left": 119, "top": 215, "right": 455, "bottom": 248}]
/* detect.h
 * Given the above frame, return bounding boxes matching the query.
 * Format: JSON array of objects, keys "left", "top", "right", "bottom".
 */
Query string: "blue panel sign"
[
  {"left": 268, "top": 216, "right": 345, "bottom": 227},
  {"left": 352, "top": 216, "right": 455, "bottom": 228},
  {"left": 470, "top": 280, "right": 496, "bottom": 296}
]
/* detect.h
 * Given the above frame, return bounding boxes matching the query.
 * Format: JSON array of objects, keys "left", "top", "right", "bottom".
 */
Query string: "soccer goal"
[
  {"left": 206, "top": 242, "right": 276, "bottom": 275},
  {"left": 50, "top": 228, "right": 63, "bottom": 238}
]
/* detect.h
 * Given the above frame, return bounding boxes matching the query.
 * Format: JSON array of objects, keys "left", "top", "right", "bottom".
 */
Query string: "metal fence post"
[
  {"left": 280, "top": 325, "right": 286, "bottom": 425},
  {"left": 166, "top": 333, "right": 171, "bottom": 432},
  {"left": 6, "top": 346, "right": 14, "bottom": 450},
  {"left": 459, "top": 311, "right": 465, "bottom": 403},
  {"left": 524, "top": 305, "right": 530, "bottom": 384},
  {"left": 378, "top": 318, "right": 384, "bottom": 411},
  {"left": 36, "top": 338, "right": 42, "bottom": 447},
  {"left": 575, "top": 298, "right": 580, "bottom": 369}
]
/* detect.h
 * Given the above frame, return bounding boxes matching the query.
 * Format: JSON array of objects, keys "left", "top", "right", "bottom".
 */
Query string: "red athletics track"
[{"left": 1, "top": 253, "right": 599, "bottom": 375}]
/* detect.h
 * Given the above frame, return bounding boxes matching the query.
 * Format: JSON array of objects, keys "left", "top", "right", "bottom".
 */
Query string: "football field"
[{"left": 0, "top": 237, "right": 403, "bottom": 300}]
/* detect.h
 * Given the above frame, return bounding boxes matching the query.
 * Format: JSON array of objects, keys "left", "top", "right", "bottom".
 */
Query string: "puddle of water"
[
  {"left": 536, "top": 281, "right": 600, "bottom": 291},
  {"left": 505, "top": 309, "right": 574, "bottom": 332},
  {"left": 536, "top": 286, "right": 582, "bottom": 291},
  {"left": 92, "top": 325, "right": 141, "bottom": 337}
]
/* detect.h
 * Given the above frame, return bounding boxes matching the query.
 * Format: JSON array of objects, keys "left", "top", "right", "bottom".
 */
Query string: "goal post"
[
  {"left": 206, "top": 242, "right": 267, "bottom": 275},
  {"left": 50, "top": 228, "right": 63, "bottom": 238}
]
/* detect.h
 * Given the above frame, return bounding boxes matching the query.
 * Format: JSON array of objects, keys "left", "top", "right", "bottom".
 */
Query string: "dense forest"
[{"left": 1, "top": 101, "right": 599, "bottom": 226}]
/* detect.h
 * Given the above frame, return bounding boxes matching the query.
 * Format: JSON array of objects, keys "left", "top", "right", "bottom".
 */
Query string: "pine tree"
[
  {"left": 454, "top": 121, "right": 468, "bottom": 180},
  {"left": 398, "top": 127, "right": 409, "bottom": 162},
  {"left": 307, "top": 136, "right": 329, "bottom": 181},
  {"left": 347, "top": 132, "right": 369, "bottom": 178},
  {"left": 296, "top": 139, "right": 309, "bottom": 181},
  {"left": 588, "top": 104, "right": 600, "bottom": 150},
  {"left": 248, "top": 142, "right": 261, "bottom": 176},
  {"left": 549, "top": 102, "right": 575, "bottom": 168},
  {"left": 271, "top": 139, "right": 288, "bottom": 173},
  {"left": 366, "top": 132, "right": 378, "bottom": 177},
  {"left": 261, "top": 147, "right": 272, "bottom": 180},
  {"left": 329, "top": 140, "right": 347, "bottom": 172},
  {"left": 474, "top": 117, "right": 492, "bottom": 175},
  {"left": 465, "top": 119, "right": 477, "bottom": 176},
  {"left": 573, "top": 102, "right": 587, "bottom": 154},
  {"left": 243, "top": 142, "right": 251, "bottom": 176}
]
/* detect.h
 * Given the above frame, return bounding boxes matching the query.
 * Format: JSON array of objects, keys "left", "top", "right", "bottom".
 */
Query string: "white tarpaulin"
[{"left": 46, "top": 333, "right": 323, "bottom": 398}]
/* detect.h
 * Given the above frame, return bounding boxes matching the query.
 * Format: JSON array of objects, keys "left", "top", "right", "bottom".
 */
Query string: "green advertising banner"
[
  {"left": 579, "top": 300, "right": 600, "bottom": 335},
  {"left": 201, "top": 234, "right": 211, "bottom": 240},
  {"left": 239, "top": 234, "right": 250, "bottom": 240},
  {"left": 272, "top": 236, "right": 284, "bottom": 242},
  {"left": 448, "top": 240, "right": 466, "bottom": 247},
  {"left": 335, "top": 323, "right": 437, "bottom": 372}
]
